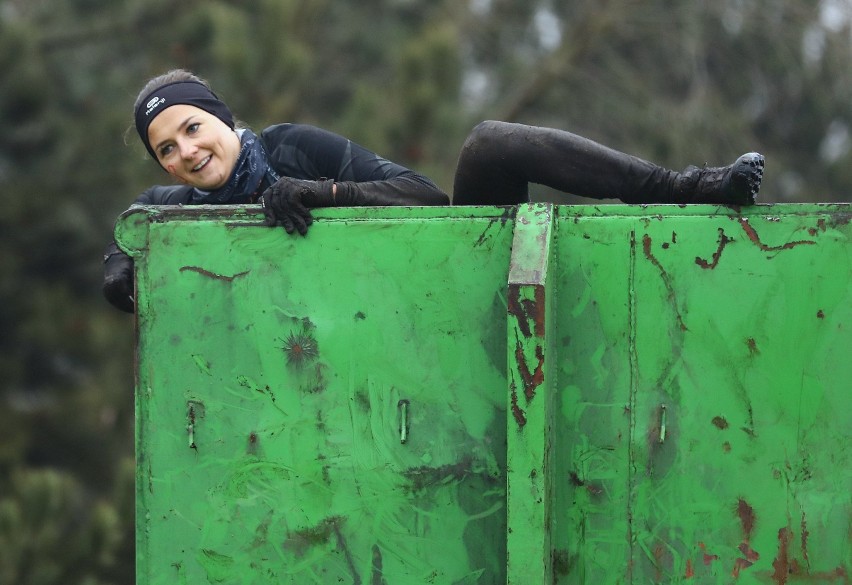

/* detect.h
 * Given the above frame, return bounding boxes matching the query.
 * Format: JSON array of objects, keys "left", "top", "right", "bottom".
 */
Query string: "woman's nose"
[{"left": 178, "top": 139, "right": 197, "bottom": 159}]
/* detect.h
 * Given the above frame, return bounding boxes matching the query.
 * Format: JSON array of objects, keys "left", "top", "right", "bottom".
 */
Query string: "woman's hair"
[{"left": 132, "top": 69, "right": 211, "bottom": 117}]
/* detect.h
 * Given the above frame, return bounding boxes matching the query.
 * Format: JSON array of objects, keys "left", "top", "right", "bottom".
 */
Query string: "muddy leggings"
[{"left": 451, "top": 120, "right": 680, "bottom": 206}]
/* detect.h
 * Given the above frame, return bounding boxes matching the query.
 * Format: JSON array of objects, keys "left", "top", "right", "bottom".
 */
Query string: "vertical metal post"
[{"left": 506, "top": 203, "right": 555, "bottom": 584}]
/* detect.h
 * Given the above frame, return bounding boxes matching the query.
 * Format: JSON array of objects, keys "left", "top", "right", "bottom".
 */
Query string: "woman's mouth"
[{"left": 192, "top": 156, "right": 211, "bottom": 172}]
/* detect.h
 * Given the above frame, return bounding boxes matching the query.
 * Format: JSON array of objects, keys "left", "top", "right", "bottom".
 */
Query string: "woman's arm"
[
  {"left": 261, "top": 124, "right": 450, "bottom": 205},
  {"left": 102, "top": 185, "right": 193, "bottom": 312}
]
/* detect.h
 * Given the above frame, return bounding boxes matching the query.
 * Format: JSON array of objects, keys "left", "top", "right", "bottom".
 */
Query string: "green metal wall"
[{"left": 117, "top": 203, "right": 852, "bottom": 584}]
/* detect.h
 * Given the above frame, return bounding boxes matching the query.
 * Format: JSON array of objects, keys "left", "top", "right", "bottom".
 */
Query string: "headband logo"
[{"left": 144, "top": 96, "right": 166, "bottom": 117}]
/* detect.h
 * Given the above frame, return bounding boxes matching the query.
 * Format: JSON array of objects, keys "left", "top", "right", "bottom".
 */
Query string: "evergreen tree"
[{"left": 1, "top": 0, "right": 850, "bottom": 581}]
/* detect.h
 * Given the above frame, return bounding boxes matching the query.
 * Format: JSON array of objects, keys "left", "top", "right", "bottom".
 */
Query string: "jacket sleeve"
[
  {"left": 335, "top": 173, "right": 449, "bottom": 206},
  {"left": 261, "top": 124, "right": 450, "bottom": 206}
]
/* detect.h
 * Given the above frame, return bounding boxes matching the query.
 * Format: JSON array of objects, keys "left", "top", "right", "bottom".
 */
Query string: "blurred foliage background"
[{"left": 2, "top": 0, "right": 851, "bottom": 582}]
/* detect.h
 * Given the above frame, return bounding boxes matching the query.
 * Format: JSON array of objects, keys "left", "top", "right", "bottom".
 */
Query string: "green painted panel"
[
  {"left": 552, "top": 205, "right": 852, "bottom": 584},
  {"left": 120, "top": 206, "right": 515, "bottom": 585},
  {"left": 122, "top": 202, "right": 852, "bottom": 585}
]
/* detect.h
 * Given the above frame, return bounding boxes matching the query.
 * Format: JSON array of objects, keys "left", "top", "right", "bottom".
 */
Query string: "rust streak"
[
  {"left": 653, "top": 543, "right": 665, "bottom": 583},
  {"left": 732, "top": 499, "right": 759, "bottom": 577},
  {"left": 180, "top": 266, "right": 250, "bottom": 281},
  {"left": 699, "top": 542, "right": 719, "bottom": 566},
  {"left": 801, "top": 512, "right": 810, "bottom": 571},
  {"left": 642, "top": 234, "right": 687, "bottom": 331},
  {"left": 733, "top": 557, "right": 755, "bottom": 578},
  {"left": 510, "top": 381, "right": 527, "bottom": 428},
  {"left": 515, "top": 341, "right": 545, "bottom": 401},
  {"left": 737, "top": 498, "right": 757, "bottom": 541},
  {"left": 740, "top": 542, "right": 760, "bottom": 562},
  {"left": 695, "top": 228, "right": 734, "bottom": 269},
  {"left": 772, "top": 527, "right": 792, "bottom": 585},
  {"left": 507, "top": 286, "right": 531, "bottom": 338},
  {"left": 507, "top": 284, "right": 546, "bottom": 338},
  {"left": 737, "top": 218, "right": 816, "bottom": 252},
  {"left": 807, "top": 218, "right": 827, "bottom": 236},
  {"left": 531, "top": 285, "right": 546, "bottom": 337}
]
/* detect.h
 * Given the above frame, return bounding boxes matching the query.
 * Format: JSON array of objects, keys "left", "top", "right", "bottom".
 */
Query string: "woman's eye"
[
  {"left": 159, "top": 144, "right": 174, "bottom": 158},
  {"left": 187, "top": 123, "right": 200, "bottom": 134}
]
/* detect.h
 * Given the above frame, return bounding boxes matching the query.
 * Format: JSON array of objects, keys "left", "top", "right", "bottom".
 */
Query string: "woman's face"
[{"left": 147, "top": 104, "right": 241, "bottom": 190}]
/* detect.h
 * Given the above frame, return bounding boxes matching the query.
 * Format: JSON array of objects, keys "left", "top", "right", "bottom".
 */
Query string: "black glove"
[
  {"left": 260, "top": 177, "right": 335, "bottom": 235},
  {"left": 102, "top": 241, "right": 135, "bottom": 313}
]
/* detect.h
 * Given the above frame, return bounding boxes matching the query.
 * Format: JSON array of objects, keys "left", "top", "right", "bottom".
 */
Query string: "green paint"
[
  {"left": 123, "top": 206, "right": 512, "bottom": 584},
  {"left": 550, "top": 204, "right": 852, "bottom": 584},
  {"left": 120, "top": 203, "right": 852, "bottom": 584}
]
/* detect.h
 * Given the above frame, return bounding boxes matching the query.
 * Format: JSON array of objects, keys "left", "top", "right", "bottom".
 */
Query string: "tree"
[{"left": 1, "top": 0, "right": 850, "bottom": 581}]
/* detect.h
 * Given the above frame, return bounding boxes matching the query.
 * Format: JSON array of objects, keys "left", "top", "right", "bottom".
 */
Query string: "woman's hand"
[
  {"left": 102, "top": 242, "right": 135, "bottom": 313},
  {"left": 260, "top": 177, "right": 335, "bottom": 236}
]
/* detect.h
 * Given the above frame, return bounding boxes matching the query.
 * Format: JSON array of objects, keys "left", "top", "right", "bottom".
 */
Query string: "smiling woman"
[
  {"left": 102, "top": 68, "right": 765, "bottom": 313},
  {"left": 146, "top": 105, "right": 242, "bottom": 191},
  {"left": 102, "top": 69, "right": 450, "bottom": 312}
]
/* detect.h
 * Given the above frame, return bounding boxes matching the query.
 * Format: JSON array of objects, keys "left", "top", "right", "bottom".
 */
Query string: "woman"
[{"left": 103, "top": 69, "right": 764, "bottom": 312}]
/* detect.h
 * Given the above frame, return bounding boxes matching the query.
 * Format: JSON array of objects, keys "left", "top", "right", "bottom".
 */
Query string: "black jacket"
[{"left": 103, "top": 124, "right": 449, "bottom": 312}]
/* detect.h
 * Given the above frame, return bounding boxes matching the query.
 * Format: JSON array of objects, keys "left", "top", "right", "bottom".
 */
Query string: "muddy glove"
[
  {"left": 260, "top": 177, "right": 335, "bottom": 236},
  {"left": 102, "top": 241, "right": 135, "bottom": 313}
]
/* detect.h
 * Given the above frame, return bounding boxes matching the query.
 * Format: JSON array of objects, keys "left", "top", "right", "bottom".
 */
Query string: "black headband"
[{"left": 134, "top": 80, "right": 235, "bottom": 160}]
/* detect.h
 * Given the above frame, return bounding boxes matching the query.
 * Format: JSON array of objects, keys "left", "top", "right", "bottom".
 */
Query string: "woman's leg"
[{"left": 452, "top": 121, "right": 764, "bottom": 206}]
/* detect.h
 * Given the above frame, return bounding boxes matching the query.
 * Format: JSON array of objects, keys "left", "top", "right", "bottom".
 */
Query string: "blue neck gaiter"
[{"left": 190, "top": 129, "right": 280, "bottom": 204}]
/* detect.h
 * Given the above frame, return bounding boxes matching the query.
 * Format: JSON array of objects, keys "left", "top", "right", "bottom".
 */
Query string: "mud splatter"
[
  {"left": 552, "top": 549, "right": 570, "bottom": 580},
  {"left": 283, "top": 516, "right": 348, "bottom": 561},
  {"left": 568, "top": 471, "right": 602, "bottom": 496},
  {"left": 400, "top": 456, "right": 497, "bottom": 493},
  {"left": 712, "top": 416, "right": 730, "bottom": 430},
  {"left": 371, "top": 544, "right": 387, "bottom": 585},
  {"left": 747, "top": 337, "right": 760, "bottom": 355},
  {"left": 474, "top": 210, "right": 513, "bottom": 247}
]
